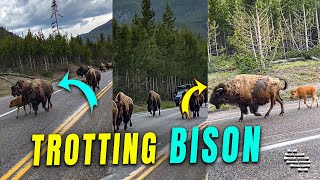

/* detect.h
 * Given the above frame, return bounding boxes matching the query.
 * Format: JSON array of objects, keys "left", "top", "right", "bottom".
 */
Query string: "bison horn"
[{"left": 216, "top": 88, "right": 224, "bottom": 92}]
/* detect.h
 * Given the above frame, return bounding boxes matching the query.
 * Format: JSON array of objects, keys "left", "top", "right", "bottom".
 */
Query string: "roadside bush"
[{"left": 233, "top": 53, "right": 258, "bottom": 73}]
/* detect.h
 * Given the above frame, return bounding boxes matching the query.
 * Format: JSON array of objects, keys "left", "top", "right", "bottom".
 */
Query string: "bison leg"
[
  {"left": 129, "top": 117, "right": 132, "bottom": 127},
  {"left": 249, "top": 104, "right": 261, "bottom": 116},
  {"left": 16, "top": 107, "right": 19, "bottom": 119},
  {"left": 304, "top": 97, "right": 310, "bottom": 109},
  {"left": 158, "top": 103, "right": 161, "bottom": 115},
  {"left": 153, "top": 110, "right": 155, "bottom": 116},
  {"left": 29, "top": 104, "right": 32, "bottom": 114},
  {"left": 23, "top": 104, "right": 27, "bottom": 116},
  {"left": 239, "top": 110, "right": 244, "bottom": 122},
  {"left": 42, "top": 99, "right": 49, "bottom": 112},
  {"left": 113, "top": 119, "right": 117, "bottom": 133},
  {"left": 276, "top": 96, "right": 284, "bottom": 115},
  {"left": 265, "top": 97, "right": 276, "bottom": 118},
  {"left": 298, "top": 99, "right": 301, "bottom": 110}
]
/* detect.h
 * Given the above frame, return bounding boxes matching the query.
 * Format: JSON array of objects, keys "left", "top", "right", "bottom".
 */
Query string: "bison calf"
[
  {"left": 290, "top": 86, "right": 319, "bottom": 109},
  {"left": 9, "top": 95, "right": 32, "bottom": 118}
]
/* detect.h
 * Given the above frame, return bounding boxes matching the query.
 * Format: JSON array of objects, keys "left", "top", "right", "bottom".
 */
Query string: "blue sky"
[{"left": 0, "top": 0, "right": 112, "bottom": 37}]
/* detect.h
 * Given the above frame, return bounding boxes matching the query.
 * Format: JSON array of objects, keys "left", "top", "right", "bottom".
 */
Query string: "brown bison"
[
  {"left": 9, "top": 95, "right": 32, "bottom": 118},
  {"left": 210, "top": 74, "right": 287, "bottom": 121},
  {"left": 86, "top": 68, "right": 101, "bottom": 91},
  {"left": 179, "top": 90, "right": 201, "bottom": 119},
  {"left": 11, "top": 80, "right": 31, "bottom": 97},
  {"left": 112, "top": 100, "right": 119, "bottom": 132},
  {"left": 106, "top": 62, "right": 113, "bottom": 70},
  {"left": 290, "top": 86, "right": 318, "bottom": 109},
  {"left": 26, "top": 79, "right": 54, "bottom": 115},
  {"left": 76, "top": 66, "right": 89, "bottom": 78},
  {"left": 147, "top": 90, "right": 161, "bottom": 116},
  {"left": 100, "top": 63, "right": 107, "bottom": 72},
  {"left": 115, "top": 92, "right": 134, "bottom": 130}
]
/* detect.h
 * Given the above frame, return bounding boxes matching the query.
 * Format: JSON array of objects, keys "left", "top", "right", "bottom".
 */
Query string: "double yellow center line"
[
  {"left": 1, "top": 81, "right": 113, "bottom": 180},
  {"left": 125, "top": 120, "right": 208, "bottom": 180}
]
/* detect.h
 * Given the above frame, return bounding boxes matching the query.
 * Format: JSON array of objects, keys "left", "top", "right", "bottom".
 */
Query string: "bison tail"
[{"left": 279, "top": 78, "right": 288, "bottom": 90}]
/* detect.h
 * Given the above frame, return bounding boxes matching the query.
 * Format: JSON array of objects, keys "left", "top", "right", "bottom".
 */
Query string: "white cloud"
[{"left": 0, "top": 0, "right": 112, "bottom": 37}]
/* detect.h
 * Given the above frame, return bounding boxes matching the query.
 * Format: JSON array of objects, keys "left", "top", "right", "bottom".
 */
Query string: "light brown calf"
[
  {"left": 290, "top": 86, "right": 319, "bottom": 109},
  {"left": 9, "top": 95, "right": 31, "bottom": 118}
]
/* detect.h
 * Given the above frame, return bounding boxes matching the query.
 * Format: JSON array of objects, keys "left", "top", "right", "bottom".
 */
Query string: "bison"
[
  {"left": 147, "top": 90, "right": 161, "bottom": 116},
  {"left": 179, "top": 90, "right": 201, "bottom": 119},
  {"left": 76, "top": 66, "right": 89, "bottom": 78},
  {"left": 25, "top": 79, "right": 53, "bottom": 116},
  {"left": 199, "top": 93, "right": 205, "bottom": 107},
  {"left": 290, "top": 86, "right": 319, "bottom": 109},
  {"left": 100, "top": 63, "right": 107, "bottom": 72},
  {"left": 112, "top": 100, "right": 119, "bottom": 132},
  {"left": 210, "top": 74, "right": 287, "bottom": 121},
  {"left": 86, "top": 68, "right": 101, "bottom": 91},
  {"left": 11, "top": 80, "right": 31, "bottom": 97},
  {"left": 9, "top": 95, "right": 32, "bottom": 118},
  {"left": 115, "top": 92, "right": 134, "bottom": 130},
  {"left": 106, "top": 62, "right": 113, "bottom": 70}
]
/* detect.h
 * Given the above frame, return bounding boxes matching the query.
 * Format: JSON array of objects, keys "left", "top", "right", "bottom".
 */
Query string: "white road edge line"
[
  {"left": 214, "top": 133, "right": 320, "bottom": 163},
  {"left": 261, "top": 133, "right": 320, "bottom": 151}
]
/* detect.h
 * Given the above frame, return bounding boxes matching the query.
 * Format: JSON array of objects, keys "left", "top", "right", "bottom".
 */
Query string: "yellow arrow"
[{"left": 181, "top": 79, "right": 207, "bottom": 119}]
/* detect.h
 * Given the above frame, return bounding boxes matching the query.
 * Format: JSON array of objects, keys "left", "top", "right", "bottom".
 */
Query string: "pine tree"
[
  {"left": 162, "top": 3, "right": 176, "bottom": 31},
  {"left": 141, "top": 0, "right": 155, "bottom": 34},
  {"left": 51, "top": 0, "right": 63, "bottom": 34}
]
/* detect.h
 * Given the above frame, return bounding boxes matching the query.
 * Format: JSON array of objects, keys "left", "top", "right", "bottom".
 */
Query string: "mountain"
[
  {"left": 80, "top": 20, "right": 112, "bottom": 42},
  {"left": 0, "top": 27, "right": 19, "bottom": 38},
  {"left": 81, "top": 0, "right": 208, "bottom": 41},
  {"left": 114, "top": 0, "right": 208, "bottom": 38}
]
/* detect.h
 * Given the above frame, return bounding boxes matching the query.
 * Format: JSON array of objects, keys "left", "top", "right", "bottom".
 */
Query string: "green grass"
[{"left": 133, "top": 101, "right": 176, "bottom": 113}]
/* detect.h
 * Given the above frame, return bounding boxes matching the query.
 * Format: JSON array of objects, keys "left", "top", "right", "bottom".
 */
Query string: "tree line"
[
  {"left": 209, "top": 0, "right": 320, "bottom": 72},
  {"left": 113, "top": 0, "right": 208, "bottom": 103},
  {"left": 0, "top": 29, "right": 112, "bottom": 75}
]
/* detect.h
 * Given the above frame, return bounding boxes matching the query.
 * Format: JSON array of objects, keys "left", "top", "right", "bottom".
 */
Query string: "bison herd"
[
  {"left": 8, "top": 64, "right": 111, "bottom": 118},
  {"left": 210, "top": 74, "right": 319, "bottom": 121},
  {"left": 10, "top": 79, "right": 53, "bottom": 117}
]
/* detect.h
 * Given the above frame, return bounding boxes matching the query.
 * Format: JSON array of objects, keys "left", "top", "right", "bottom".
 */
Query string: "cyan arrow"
[{"left": 58, "top": 71, "right": 97, "bottom": 113}]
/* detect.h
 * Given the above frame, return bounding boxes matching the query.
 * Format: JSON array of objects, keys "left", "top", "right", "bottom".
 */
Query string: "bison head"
[
  {"left": 11, "top": 85, "right": 22, "bottom": 97},
  {"left": 290, "top": 89, "right": 298, "bottom": 99},
  {"left": 209, "top": 83, "right": 227, "bottom": 110},
  {"left": 147, "top": 99, "right": 154, "bottom": 114}
]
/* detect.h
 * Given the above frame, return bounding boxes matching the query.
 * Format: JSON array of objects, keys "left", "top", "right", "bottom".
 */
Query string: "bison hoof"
[
  {"left": 254, "top": 113, "right": 262, "bottom": 116},
  {"left": 16, "top": 116, "right": 18, "bottom": 119},
  {"left": 130, "top": 122, "right": 132, "bottom": 127},
  {"left": 124, "top": 125, "right": 127, "bottom": 130},
  {"left": 298, "top": 108, "right": 300, "bottom": 110}
]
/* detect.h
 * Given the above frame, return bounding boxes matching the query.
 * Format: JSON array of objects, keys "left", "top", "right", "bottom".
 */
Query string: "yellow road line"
[
  {"left": 1, "top": 82, "right": 112, "bottom": 180},
  {"left": 124, "top": 166, "right": 146, "bottom": 180},
  {"left": 136, "top": 154, "right": 169, "bottom": 180},
  {"left": 128, "top": 119, "right": 208, "bottom": 180}
]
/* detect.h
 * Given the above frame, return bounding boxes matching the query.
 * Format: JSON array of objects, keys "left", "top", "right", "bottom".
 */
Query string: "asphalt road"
[
  {"left": 0, "top": 70, "right": 112, "bottom": 179},
  {"left": 0, "top": 70, "right": 207, "bottom": 180},
  {"left": 207, "top": 100, "right": 320, "bottom": 179},
  {"left": 106, "top": 106, "right": 208, "bottom": 180}
]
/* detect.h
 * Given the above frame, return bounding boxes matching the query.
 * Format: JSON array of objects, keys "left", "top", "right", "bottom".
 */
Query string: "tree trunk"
[{"left": 303, "top": 3, "right": 309, "bottom": 50}]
